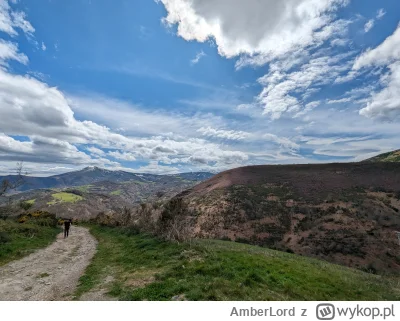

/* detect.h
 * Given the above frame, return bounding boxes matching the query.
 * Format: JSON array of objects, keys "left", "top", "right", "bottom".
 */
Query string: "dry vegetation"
[{"left": 98, "top": 163, "right": 400, "bottom": 275}]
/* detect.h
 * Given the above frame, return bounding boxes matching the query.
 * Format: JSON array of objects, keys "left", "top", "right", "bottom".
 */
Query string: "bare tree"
[{"left": 0, "top": 162, "right": 27, "bottom": 197}]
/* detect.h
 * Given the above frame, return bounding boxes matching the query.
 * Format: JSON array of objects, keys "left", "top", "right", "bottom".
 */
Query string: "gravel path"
[{"left": 0, "top": 226, "right": 97, "bottom": 301}]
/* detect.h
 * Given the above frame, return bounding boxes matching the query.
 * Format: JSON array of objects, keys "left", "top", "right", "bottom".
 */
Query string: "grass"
[
  {"left": 110, "top": 190, "right": 122, "bottom": 196},
  {"left": 25, "top": 199, "right": 36, "bottom": 205},
  {"left": 76, "top": 225, "right": 400, "bottom": 301},
  {"left": 76, "top": 185, "right": 93, "bottom": 193},
  {"left": 47, "top": 192, "right": 84, "bottom": 205},
  {"left": 0, "top": 216, "right": 60, "bottom": 266}
]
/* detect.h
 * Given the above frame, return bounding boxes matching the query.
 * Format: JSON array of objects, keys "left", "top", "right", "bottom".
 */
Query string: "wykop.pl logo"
[{"left": 316, "top": 304, "right": 336, "bottom": 320}]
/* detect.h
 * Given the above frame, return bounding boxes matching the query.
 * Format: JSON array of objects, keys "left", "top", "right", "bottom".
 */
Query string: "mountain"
[
  {"left": 0, "top": 166, "right": 214, "bottom": 192},
  {"left": 363, "top": 150, "right": 400, "bottom": 163},
  {"left": 159, "top": 162, "right": 400, "bottom": 274}
]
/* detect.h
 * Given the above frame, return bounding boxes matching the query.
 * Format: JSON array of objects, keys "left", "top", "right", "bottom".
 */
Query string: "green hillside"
[
  {"left": 75, "top": 225, "right": 400, "bottom": 301},
  {"left": 364, "top": 150, "right": 400, "bottom": 162}
]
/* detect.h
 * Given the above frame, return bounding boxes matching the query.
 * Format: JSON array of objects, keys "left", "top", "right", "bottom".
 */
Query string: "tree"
[{"left": 0, "top": 162, "right": 27, "bottom": 197}]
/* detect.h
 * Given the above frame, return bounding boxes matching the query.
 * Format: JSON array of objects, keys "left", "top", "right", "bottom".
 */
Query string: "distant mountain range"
[{"left": 0, "top": 166, "right": 214, "bottom": 192}]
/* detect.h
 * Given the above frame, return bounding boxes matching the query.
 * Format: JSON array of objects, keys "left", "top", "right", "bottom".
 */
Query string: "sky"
[{"left": 0, "top": 0, "right": 399, "bottom": 176}]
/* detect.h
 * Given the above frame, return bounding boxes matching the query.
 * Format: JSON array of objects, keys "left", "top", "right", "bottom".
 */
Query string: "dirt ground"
[{"left": 0, "top": 226, "right": 97, "bottom": 301}]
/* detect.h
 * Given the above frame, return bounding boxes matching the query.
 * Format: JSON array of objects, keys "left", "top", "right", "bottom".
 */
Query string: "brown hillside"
[{"left": 160, "top": 162, "right": 400, "bottom": 275}]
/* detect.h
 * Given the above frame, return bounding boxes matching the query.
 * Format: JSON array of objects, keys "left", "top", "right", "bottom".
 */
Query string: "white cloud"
[
  {"left": 108, "top": 151, "right": 137, "bottom": 161},
  {"left": 353, "top": 25, "right": 400, "bottom": 120},
  {"left": 364, "top": 19, "right": 374, "bottom": 33},
  {"left": 158, "top": 0, "right": 349, "bottom": 60},
  {"left": 190, "top": 50, "right": 206, "bottom": 65},
  {"left": 257, "top": 51, "right": 354, "bottom": 119},
  {"left": 262, "top": 133, "right": 299, "bottom": 150},
  {"left": 197, "top": 126, "right": 249, "bottom": 140},
  {"left": 0, "top": 0, "right": 34, "bottom": 36},
  {"left": 0, "top": 66, "right": 251, "bottom": 172},
  {"left": 41, "top": 42, "right": 46, "bottom": 51},
  {"left": 327, "top": 97, "right": 352, "bottom": 104},
  {"left": 0, "top": 39, "right": 28, "bottom": 66},
  {"left": 10, "top": 10, "right": 34, "bottom": 35},
  {"left": 376, "top": 8, "right": 386, "bottom": 20},
  {"left": 353, "top": 24, "right": 400, "bottom": 69},
  {"left": 87, "top": 146, "right": 105, "bottom": 157},
  {"left": 134, "top": 161, "right": 180, "bottom": 174},
  {"left": 359, "top": 62, "right": 400, "bottom": 120}
]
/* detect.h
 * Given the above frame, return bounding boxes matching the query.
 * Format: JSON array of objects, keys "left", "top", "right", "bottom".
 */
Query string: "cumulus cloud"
[
  {"left": 108, "top": 151, "right": 137, "bottom": 161},
  {"left": 87, "top": 146, "right": 105, "bottom": 157},
  {"left": 0, "top": 66, "right": 250, "bottom": 172},
  {"left": 158, "top": 0, "right": 348, "bottom": 60}
]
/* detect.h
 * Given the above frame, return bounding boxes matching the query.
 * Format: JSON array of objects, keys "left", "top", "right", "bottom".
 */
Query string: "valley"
[{"left": 1, "top": 151, "right": 400, "bottom": 300}]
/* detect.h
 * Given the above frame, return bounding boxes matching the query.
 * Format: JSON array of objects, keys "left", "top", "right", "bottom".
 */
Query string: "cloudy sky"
[{"left": 0, "top": 0, "right": 399, "bottom": 176}]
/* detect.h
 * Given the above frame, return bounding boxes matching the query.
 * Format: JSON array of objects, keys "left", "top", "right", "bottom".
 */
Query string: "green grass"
[
  {"left": 47, "top": 192, "right": 84, "bottom": 205},
  {"left": 25, "top": 199, "right": 36, "bottom": 205},
  {"left": 76, "top": 185, "right": 93, "bottom": 193},
  {"left": 0, "top": 218, "right": 60, "bottom": 266},
  {"left": 110, "top": 190, "right": 122, "bottom": 196},
  {"left": 76, "top": 225, "right": 400, "bottom": 301}
]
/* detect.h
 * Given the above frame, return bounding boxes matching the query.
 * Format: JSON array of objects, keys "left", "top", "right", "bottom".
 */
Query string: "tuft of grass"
[
  {"left": 37, "top": 272, "right": 50, "bottom": 278},
  {"left": 110, "top": 190, "right": 122, "bottom": 196},
  {"left": 47, "top": 192, "right": 83, "bottom": 205},
  {"left": 76, "top": 225, "right": 400, "bottom": 301}
]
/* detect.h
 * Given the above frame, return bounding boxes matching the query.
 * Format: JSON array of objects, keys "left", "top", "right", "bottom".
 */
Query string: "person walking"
[{"left": 64, "top": 219, "right": 72, "bottom": 238}]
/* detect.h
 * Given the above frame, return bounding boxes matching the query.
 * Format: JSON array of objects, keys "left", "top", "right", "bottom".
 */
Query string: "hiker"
[{"left": 64, "top": 219, "right": 72, "bottom": 238}]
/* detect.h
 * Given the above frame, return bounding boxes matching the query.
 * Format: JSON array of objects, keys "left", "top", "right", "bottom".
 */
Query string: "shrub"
[
  {"left": 361, "top": 263, "right": 377, "bottom": 274},
  {"left": 18, "top": 215, "right": 28, "bottom": 223},
  {"left": 19, "top": 201, "right": 33, "bottom": 211},
  {"left": 0, "top": 231, "right": 11, "bottom": 244}
]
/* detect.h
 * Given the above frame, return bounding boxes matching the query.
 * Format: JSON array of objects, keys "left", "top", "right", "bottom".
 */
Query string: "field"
[
  {"left": 75, "top": 225, "right": 400, "bottom": 301},
  {"left": 47, "top": 192, "right": 84, "bottom": 205}
]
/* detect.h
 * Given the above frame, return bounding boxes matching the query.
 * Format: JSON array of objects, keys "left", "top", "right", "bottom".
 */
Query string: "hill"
[
  {"left": 158, "top": 162, "right": 400, "bottom": 274},
  {"left": 0, "top": 171, "right": 213, "bottom": 220},
  {"left": 75, "top": 225, "right": 399, "bottom": 301},
  {"left": 363, "top": 150, "right": 400, "bottom": 162},
  {"left": 0, "top": 166, "right": 214, "bottom": 193}
]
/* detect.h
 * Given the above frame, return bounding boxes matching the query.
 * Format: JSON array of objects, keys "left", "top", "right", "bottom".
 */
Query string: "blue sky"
[{"left": 0, "top": 0, "right": 399, "bottom": 176}]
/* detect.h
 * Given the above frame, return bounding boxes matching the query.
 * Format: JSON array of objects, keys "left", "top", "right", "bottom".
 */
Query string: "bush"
[
  {"left": 0, "top": 231, "right": 11, "bottom": 244},
  {"left": 19, "top": 201, "right": 33, "bottom": 211}
]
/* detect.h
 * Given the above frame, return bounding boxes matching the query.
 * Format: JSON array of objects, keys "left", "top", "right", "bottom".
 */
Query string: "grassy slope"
[
  {"left": 364, "top": 150, "right": 400, "bottom": 162},
  {"left": 0, "top": 218, "right": 60, "bottom": 266},
  {"left": 47, "top": 192, "right": 83, "bottom": 205},
  {"left": 75, "top": 226, "right": 400, "bottom": 301}
]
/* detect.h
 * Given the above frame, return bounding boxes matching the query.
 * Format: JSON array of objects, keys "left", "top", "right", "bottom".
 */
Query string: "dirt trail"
[{"left": 0, "top": 226, "right": 97, "bottom": 301}]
